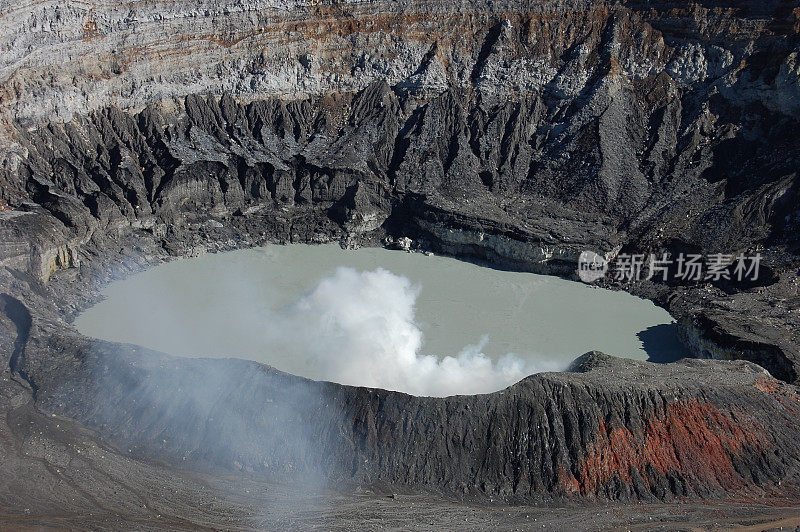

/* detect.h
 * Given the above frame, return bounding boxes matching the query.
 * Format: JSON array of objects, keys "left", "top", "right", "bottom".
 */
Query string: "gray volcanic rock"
[
  {"left": 6, "top": 72, "right": 800, "bottom": 380},
  {"left": 15, "top": 316, "right": 800, "bottom": 502},
  {"left": 0, "top": 0, "right": 800, "bottom": 521}
]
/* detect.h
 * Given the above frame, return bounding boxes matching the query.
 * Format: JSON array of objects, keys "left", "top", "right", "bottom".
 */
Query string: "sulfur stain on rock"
[
  {"left": 575, "top": 399, "right": 767, "bottom": 497},
  {"left": 82, "top": 9, "right": 100, "bottom": 42}
]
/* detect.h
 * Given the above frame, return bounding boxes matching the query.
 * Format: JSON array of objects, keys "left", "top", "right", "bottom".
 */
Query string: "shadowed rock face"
[
  {"left": 7, "top": 78, "right": 800, "bottom": 381},
  {"left": 0, "top": 0, "right": 799, "bottom": 508}
]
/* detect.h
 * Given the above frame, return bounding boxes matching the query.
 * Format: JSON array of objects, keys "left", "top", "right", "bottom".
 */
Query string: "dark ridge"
[{"left": 1, "top": 294, "right": 34, "bottom": 392}]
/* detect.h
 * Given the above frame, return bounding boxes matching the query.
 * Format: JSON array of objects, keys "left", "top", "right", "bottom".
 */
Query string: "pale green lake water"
[{"left": 74, "top": 244, "right": 687, "bottom": 395}]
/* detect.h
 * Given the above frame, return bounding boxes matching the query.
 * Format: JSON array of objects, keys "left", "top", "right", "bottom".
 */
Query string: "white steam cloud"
[{"left": 269, "top": 267, "right": 558, "bottom": 396}]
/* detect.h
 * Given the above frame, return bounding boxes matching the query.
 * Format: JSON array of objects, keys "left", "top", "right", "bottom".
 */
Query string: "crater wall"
[{"left": 0, "top": 0, "right": 799, "bottom": 507}]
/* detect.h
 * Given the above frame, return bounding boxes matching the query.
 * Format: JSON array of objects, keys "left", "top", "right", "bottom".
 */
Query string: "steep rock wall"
[{"left": 0, "top": 0, "right": 799, "bottom": 504}]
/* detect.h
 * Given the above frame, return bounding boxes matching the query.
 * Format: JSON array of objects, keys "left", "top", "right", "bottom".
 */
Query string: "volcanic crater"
[{"left": 1, "top": 0, "right": 800, "bottom": 528}]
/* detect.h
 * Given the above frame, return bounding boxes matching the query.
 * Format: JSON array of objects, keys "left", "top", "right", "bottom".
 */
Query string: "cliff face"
[
  {"left": 1, "top": 0, "right": 798, "bottom": 126},
  {"left": 1, "top": 0, "right": 800, "bottom": 508},
  {"left": 4, "top": 0, "right": 799, "bottom": 247}
]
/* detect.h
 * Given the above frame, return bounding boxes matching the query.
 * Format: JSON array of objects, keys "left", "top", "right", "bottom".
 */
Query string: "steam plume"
[{"left": 269, "top": 267, "right": 557, "bottom": 396}]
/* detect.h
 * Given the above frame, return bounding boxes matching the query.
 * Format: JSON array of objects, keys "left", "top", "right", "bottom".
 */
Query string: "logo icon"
[{"left": 577, "top": 251, "right": 608, "bottom": 283}]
